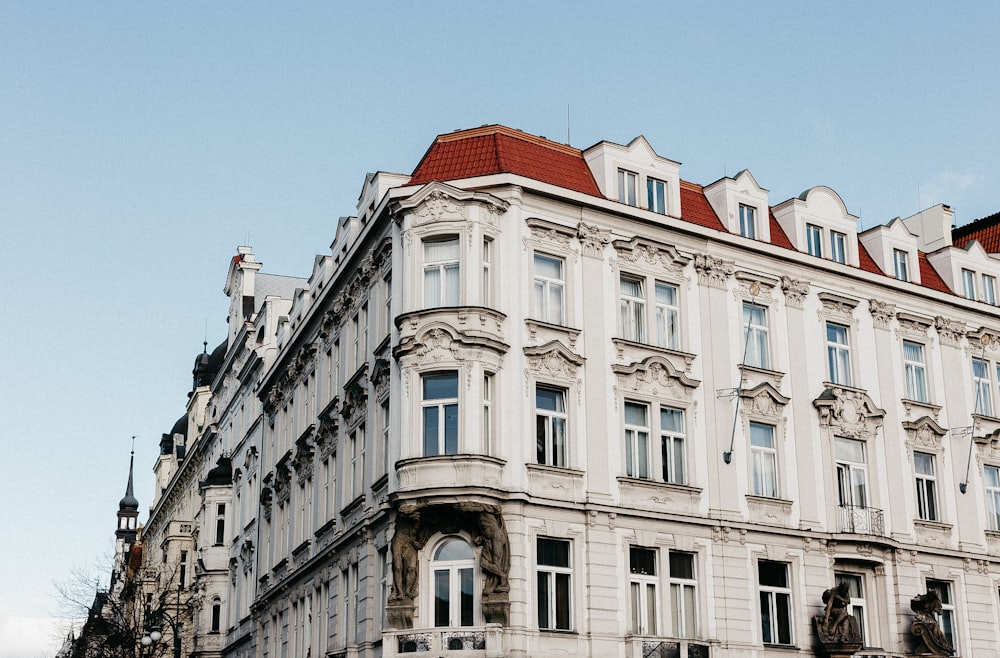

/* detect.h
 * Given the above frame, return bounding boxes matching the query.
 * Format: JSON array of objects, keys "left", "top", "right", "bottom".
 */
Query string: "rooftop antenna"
[
  {"left": 130, "top": 435, "right": 136, "bottom": 456},
  {"left": 566, "top": 104, "right": 571, "bottom": 145}
]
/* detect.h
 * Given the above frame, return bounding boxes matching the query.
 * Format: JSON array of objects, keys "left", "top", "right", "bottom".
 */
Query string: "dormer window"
[
  {"left": 739, "top": 204, "right": 757, "bottom": 239},
  {"left": 830, "top": 231, "right": 847, "bottom": 264},
  {"left": 618, "top": 169, "right": 638, "bottom": 206},
  {"left": 962, "top": 269, "right": 977, "bottom": 300},
  {"left": 806, "top": 224, "right": 823, "bottom": 257},
  {"left": 647, "top": 178, "right": 667, "bottom": 214},
  {"left": 893, "top": 249, "right": 910, "bottom": 282}
]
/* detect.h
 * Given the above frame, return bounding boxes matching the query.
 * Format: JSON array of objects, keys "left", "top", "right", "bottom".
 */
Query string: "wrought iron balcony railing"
[{"left": 838, "top": 505, "right": 885, "bottom": 536}]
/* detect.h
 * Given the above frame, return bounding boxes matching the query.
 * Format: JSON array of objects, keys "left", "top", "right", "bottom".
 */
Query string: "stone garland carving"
[
  {"left": 613, "top": 236, "right": 690, "bottom": 276},
  {"left": 612, "top": 356, "right": 700, "bottom": 401},
  {"left": 292, "top": 434, "right": 315, "bottom": 484},
  {"left": 525, "top": 222, "right": 573, "bottom": 250},
  {"left": 740, "top": 383, "right": 788, "bottom": 420},
  {"left": 576, "top": 221, "right": 610, "bottom": 258},
  {"left": 693, "top": 253, "right": 734, "bottom": 289},
  {"left": 902, "top": 416, "right": 948, "bottom": 450},
  {"left": 781, "top": 276, "right": 810, "bottom": 309},
  {"left": 910, "top": 590, "right": 953, "bottom": 656},
  {"left": 935, "top": 316, "right": 966, "bottom": 347},
  {"left": 524, "top": 341, "right": 584, "bottom": 383},
  {"left": 868, "top": 298, "right": 896, "bottom": 330},
  {"left": 388, "top": 503, "right": 511, "bottom": 629},
  {"left": 814, "top": 387, "right": 886, "bottom": 441},
  {"left": 413, "top": 190, "right": 466, "bottom": 223},
  {"left": 813, "top": 583, "right": 862, "bottom": 655}
]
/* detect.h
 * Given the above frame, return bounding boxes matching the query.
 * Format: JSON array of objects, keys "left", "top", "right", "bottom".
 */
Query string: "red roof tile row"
[{"left": 953, "top": 211, "right": 1000, "bottom": 252}]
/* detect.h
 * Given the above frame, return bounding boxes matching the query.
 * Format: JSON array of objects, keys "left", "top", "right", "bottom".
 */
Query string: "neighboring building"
[{"left": 133, "top": 125, "right": 1000, "bottom": 658}]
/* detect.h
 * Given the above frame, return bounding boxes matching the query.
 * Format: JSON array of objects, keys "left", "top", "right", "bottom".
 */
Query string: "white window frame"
[
  {"left": 383, "top": 271, "right": 393, "bottom": 336},
  {"left": 830, "top": 231, "right": 847, "bottom": 264},
  {"left": 903, "top": 340, "right": 929, "bottom": 403},
  {"left": 618, "top": 169, "right": 638, "bottom": 206},
  {"left": 806, "top": 224, "right": 823, "bottom": 257},
  {"left": 834, "top": 572, "right": 869, "bottom": 646},
  {"left": 624, "top": 401, "right": 651, "bottom": 480},
  {"left": 654, "top": 281, "right": 680, "bottom": 350},
  {"left": 660, "top": 406, "right": 687, "bottom": 485},
  {"left": 758, "top": 560, "right": 793, "bottom": 646},
  {"left": 668, "top": 550, "right": 698, "bottom": 639},
  {"left": 984, "top": 274, "right": 997, "bottom": 306},
  {"left": 835, "top": 437, "right": 868, "bottom": 510},
  {"left": 647, "top": 177, "right": 667, "bottom": 214},
  {"left": 739, "top": 204, "right": 757, "bottom": 239},
  {"left": 629, "top": 546, "right": 659, "bottom": 636},
  {"left": 536, "top": 385, "right": 568, "bottom": 467},
  {"left": 482, "top": 238, "right": 492, "bottom": 307},
  {"left": 483, "top": 373, "right": 493, "bottom": 455},
  {"left": 742, "top": 302, "right": 770, "bottom": 370},
  {"left": 914, "top": 451, "right": 939, "bottom": 522},
  {"left": 619, "top": 274, "right": 646, "bottom": 343},
  {"left": 962, "top": 268, "right": 977, "bottom": 300},
  {"left": 423, "top": 237, "right": 461, "bottom": 307},
  {"left": 537, "top": 538, "right": 572, "bottom": 631},
  {"left": 533, "top": 252, "right": 566, "bottom": 325},
  {"left": 750, "top": 422, "right": 779, "bottom": 498},
  {"left": 985, "top": 465, "right": 1000, "bottom": 532},
  {"left": 973, "top": 358, "right": 994, "bottom": 417},
  {"left": 926, "top": 579, "right": 957, "bottom": 651},
  {"left": 422, "top": 372, "right": 459, "bottom": 456},
  {"left": 893, "top": 248, "right": 910, "bottom": 281},
  {"left": 826, "top": 322, "right": 853, "bottom": 386},
  {"left": 430, "top": 536, "right": 478, "bottom": 628}
]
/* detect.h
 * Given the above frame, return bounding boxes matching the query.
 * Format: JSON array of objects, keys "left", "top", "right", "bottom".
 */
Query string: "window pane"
[
  {"left": 535, "top": 253, "right": 562, "bottom": 279},
  {"left": 460, "top": 568, "right": 474, "bottom": 626},
  {"left": 750, "top": 422, "right": 774, "bottom": 448},
  {"left": 538, "top": 539, "right": 569, "bottom": 567},
  {"left": 537, "top": 387, "right": 565, "bottom": 412},
  {"left": 758, "top": 561, "right": 787, "bottom": 587},
  {"left": 435, "top": 537, "right": 474, "bottom": 560},
  {"left": 630, "top": 547, "right": 657, "bottom": 575},
  {"left": 555, "top": 573, "right": 571, "bottom": 629},
  {"left": 423, "top": 407, "right": 439, "bottom": 456},
  {"left": 434, "top": 569, "right": 450, "bottom": 627},
  {"left": 423, "top": 373, "right": 458, "bottom": 399},
  {"left": 625, "top": 402, "right": 648, "bottom": 426},
  {"left": 669, "top": 552, "right": 693, "bottom": 579},
  {"left": 552, "top": 417, "right": 566, "bottom": 467},
  {"left": 537, "top": 573, "right": 549, "bottom": 628},
  {"left": 444, "top": 403, "right": 458, "bottom": 454}
]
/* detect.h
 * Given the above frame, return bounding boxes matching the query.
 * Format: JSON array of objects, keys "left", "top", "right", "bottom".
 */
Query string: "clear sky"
[{"left": 1, "top": 3, "right": 998, "bottom": 655}]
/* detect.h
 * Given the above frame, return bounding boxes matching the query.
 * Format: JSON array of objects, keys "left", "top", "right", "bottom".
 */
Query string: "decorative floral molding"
[
  {"left": 781, "top": 276, "right": 810, "bottom": 309},
  {"left": 693, "top": 253, "right": 733, "bottom": 289},
  {"left": 814, "top": 386, "right": 885, "bottom": 440}
]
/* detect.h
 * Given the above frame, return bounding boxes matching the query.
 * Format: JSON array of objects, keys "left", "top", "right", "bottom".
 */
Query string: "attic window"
[
  {"left": 618, "top": 169, "right": 638, "bottom": 207},
  {"left": 739, "top": 204, "right": 757, "bottom": 239},
  {"left": 647, "top": 178, "right": 666, "bottom": 214},
  {"left": 892, "top": 249, "right": 909, "bottom": 282},
  {"left": 962, "top": 269, "right": 977, "bottom": 300}
]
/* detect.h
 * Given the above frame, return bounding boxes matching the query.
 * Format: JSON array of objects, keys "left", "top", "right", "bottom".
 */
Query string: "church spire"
[{"left": 116, "top": 438, "right": 139, "bottom": 544}]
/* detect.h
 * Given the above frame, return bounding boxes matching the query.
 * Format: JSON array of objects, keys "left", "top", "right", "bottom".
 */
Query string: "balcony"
[
  {"left": 382, "top": 625, "right": 503, "bottom": 658},
  {"left": 838, "top": 505, "right": 885, "bottom": 536},
  {"left": 626, "top": 637, "right": 711, "bottom": 658}
]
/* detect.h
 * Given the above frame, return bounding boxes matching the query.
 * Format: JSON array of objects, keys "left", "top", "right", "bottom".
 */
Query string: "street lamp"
[{"left": 141, "top": 582, "right": 183, "bottom": 658}]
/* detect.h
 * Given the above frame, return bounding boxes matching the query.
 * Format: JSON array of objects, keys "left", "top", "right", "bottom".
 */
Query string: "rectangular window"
[
  {"left": 742, "top": 302, "right": 770, "bottom": 369},
  {"left": 903, "top": 340, "right": 929, "bottom": 403},
  {"left": 750, "top": 422, "right": 778, "bottom": 498},
  {"left": 985, "top": 465, "right": 1000, "bottom": 531},
  {"left": 669, "top": 551, "right": 697, "bottom": 638},
  {"left": 962, "top": 268, "right": 977, "bottom": 300},
  {"left": 826, "top": 322, "right": 852, "bottom": 386},
  {"left": 482, "top": 238, "right": 492, "bottom": 306},
  {"left": 180, "top": 550, "right": 188, "bottom": 589},
  {"left": 806, "top": 224, "right": 823, "bottom": 257},
  {"left": 533, "top": 253, "right": 565, "bottom": 325},
  {"left": 830, "top": 231, "right": 847, "bottom": 264},
  {"left": 618, "top": 169, "right": 638, "bottom": 206},
  {"left": 973, "top": 358, "right": 993, "bottom": 416},
  {"left": 926, "top": 580, "right": 956, "bottom": 650},
  {"left": 348, "top": 425, "right": 365, "bottom": 500},
  {"left": 537, "top": 538, "right": 572, "bottom": 630},
  {"left": 378, "top": 549, "right": 389, "bottom": 631},
  {"left": 660, "top": 407, "right": 686, "bottom": 485},
  {"left": 647, "top": 178, "right": 666, "bottom": 214},
  {"left": 893, "top": 248, "right": 909, "bottom": 281},
  {"left": 654, "top": 282, "right": 679, "bottom": 350},
  {"left": 215, "top": 503, "right": 226, "bottom": 545},
  {"left": 536, "top": 386, "right": 567, "bottom": 467},
  {"left": 624, "top": 401, "right": 650, "bottom": 479},
  {"left": 984, "top": 274, "right": 997, "bottom": 305},
  {"left": 380, "top": 400, "right": 390, "bottom": 476},
  {"left": 835, "top": 438, "right": 868, "bottom": 520},
  {"left": 483, "top": 373, "right": 493, "bottom": 455},
  {"left": 758, "top": 561, "right": 793, "bottom": 645},
  {"left": 423, "top": 237, "right": 460, "bottom": 307},
  {"left": 383, "top": 271, "right": 393, "bottom": 336},
  {"left": 739, "top": 204, "right": 757, "bottom": 239},
  {"left": 422, "top": 373, "right": 459, "bottom": 456},
  {"left": 915, "top": 451, "right": 939, "bottom": 521},
  {"left": 629, "top": 547, "right": 658, "bottom": 635},
  {"left": 835, "top": 573, "right": 868, "bottom": 646},
  {"left": 620, "top": 275, "right": 646, "bottom": 342}
]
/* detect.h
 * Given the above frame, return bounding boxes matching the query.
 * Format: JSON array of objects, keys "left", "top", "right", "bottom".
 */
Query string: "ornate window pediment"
[
  {"left": 524, "top": 340, "right": 584, "bottom": 382},
  {"left": 896, "top": 311, "right": 933, "bottom": 339},
  {"left": 612, "top": 355, "right": 700, "bottom": 401},
  {"left": 393, "top": 183, "right": 508, "bottom": 229},
  {"left": 739, "top": 382, "right": 790, "bottom": 420},
  {"left": 613, "top": 236, "right": 690, "bottom": 278},
  {"left": 818, "top": 292, "right": 860, "bottom": 324},
  {"left": 394, "top": 316, "right": 508, "bottom": 368},
  {"left": 814, "top": 386, "right": 885, "bottom": 440},
  {"left": 525, "top": 217, "right": 575, "bottom": 250},
  {"left": 902, "top": 416, "right": 948, "bottom": 451}
]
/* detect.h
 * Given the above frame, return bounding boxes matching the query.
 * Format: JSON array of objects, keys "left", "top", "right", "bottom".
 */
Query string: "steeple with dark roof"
[{"left": 115, "top": 445, "right": 139, "bottom": 544}]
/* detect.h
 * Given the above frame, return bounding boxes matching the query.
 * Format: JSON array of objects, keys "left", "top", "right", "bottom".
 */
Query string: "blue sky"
[{"left": 1, "top": 3, "right": 998, "bottom": 655}]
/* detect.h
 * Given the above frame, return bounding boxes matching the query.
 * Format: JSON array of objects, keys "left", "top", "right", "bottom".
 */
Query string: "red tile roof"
[
  {"left": 678, "top": 181, "right": 726, "bottom": 231},
  {"left": 408, "top": 125, "right": 602, "bottom": 197},
  {"left": 767, "top": 210, "right": 794, "bottom": 250},
  {"left": 917, "top": 252, "right": 952, "bottom": 294},
  {"left": 953, "top": 211, "right": 1000, "bottom": 252},
  {"left": 858, "top": 242, "right": 882, "bottom": 276}
]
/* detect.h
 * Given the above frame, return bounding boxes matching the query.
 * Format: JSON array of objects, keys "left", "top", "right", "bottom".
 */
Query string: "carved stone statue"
[
  {"left": 911, "top": 590, "right": 953, "bottom": 656},
  {"left": 813, "top": 582, "right": 862, "bottom": 656}
]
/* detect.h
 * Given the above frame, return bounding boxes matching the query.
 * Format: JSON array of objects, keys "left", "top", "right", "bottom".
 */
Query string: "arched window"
[
  {"left": 211, "top": 598, "right": 222, "bottom": 633},
  {"left": 431, "top": 536, "right": 476, "bottom": 627}
]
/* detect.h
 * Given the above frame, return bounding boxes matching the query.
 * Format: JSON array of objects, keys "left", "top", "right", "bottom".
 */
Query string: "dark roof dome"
[
  {"left": 169, "top": 414, "right": 188, "bottom": 437},
  {"left": 192, "top": 340, "right": 227, "bottom": 389},
  {"left": 202, "top": 456, "right": 232, "bottom": 487}
]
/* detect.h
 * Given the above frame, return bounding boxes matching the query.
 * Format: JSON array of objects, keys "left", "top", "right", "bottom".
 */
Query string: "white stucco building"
[{"left": 140, "top": 125, "right": 1000, "bottom": 658}]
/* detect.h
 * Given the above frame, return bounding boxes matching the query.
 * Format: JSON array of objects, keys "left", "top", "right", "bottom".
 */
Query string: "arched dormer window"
[{"left": 430, "top": 536, "right": 477, "bottom": 627}]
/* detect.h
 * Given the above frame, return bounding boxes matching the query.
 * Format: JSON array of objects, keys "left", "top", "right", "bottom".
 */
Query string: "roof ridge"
[{"left": 435, "top": 125, "right": 583, "bottom": 157}]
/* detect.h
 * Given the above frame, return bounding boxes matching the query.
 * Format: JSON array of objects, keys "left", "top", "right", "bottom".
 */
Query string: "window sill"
[
  {"left": 612, "top": 338, "right": 696, "bottom": 371},
  {"left": 746, "top": 495, "right": 794, "bottom": 527},
  {"left": 525, "top": 319, "right": 581, "bottom": 349},
  {"left": 538, "top": 628, "right": 577, "bottom": 635},
  {"left": 901, "top": 398, "right": 942, "bottom": 420},
  {"left": 617, "top": 477, "right": 702, "bottom": 515}
]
